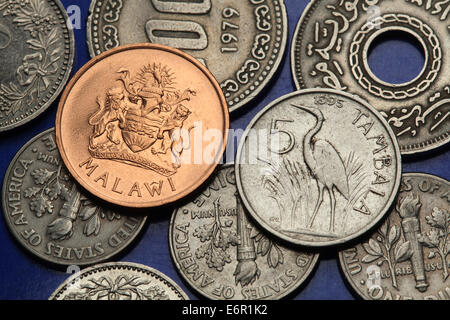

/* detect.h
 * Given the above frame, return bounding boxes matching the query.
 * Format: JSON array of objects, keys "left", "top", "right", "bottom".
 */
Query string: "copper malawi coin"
[
  {"left": 55, "top": 44, "right": 229, "bottom": 208},
  {"left": 291, "top": 0, "right": 450, "bottom": 154},
  {"left": 235, "top": 89, "right": 401, "bottom": 247},
  {"left": 49, "top": 262, "right": 189, "bottom": 300},
  {"left": 170, "top": 163, "right": 318, "bottom": 300},
  {"left": 340, "top": 173, "right": 450, "bottom": 300},
  {"left": 0, "top": 0, "right": 74, "bottom": 132},
  {"left": 1, "top": 128, "right": 147, "bottom": 266},
  {"left": 86, "top": 0, "right": 288, "bottom": 112}
]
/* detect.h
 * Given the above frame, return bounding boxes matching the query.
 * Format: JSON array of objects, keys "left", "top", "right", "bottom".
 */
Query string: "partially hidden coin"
[
  {"left": 49, "top": 262, "right": 189, "bottom": 300},
  {"left": 235, "top": 89, "right": 401, "bottom": 247},
  {"left": 340, "top": 173, "right": 449, "bottom": 300},
  {"left": 170, "top": 163, "right": 318, "bottom": 300},
  {"left": 86, "top": 0, "right": 288, "bottom": 112},
  {"left": 0, "top": 0, "right": 74, "bottom": 132},
  {"left": 56, "top": 44, "right": 229, "bottom": 208},
  {"left": 291, "top": 0, "right": 450, "bottom": 154},
  {"left": 1, "top": 128, "right": 147, "bottom": 266}
]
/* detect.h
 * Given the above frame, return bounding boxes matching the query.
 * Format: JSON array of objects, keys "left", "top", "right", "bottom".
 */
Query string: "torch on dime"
[
  {"left": 340, "top": 173, "right": 450, "bottom": 300},
  {"left": 1, "top": 128, "right": 147, "bottom": 266},
  {"left": 169, "top": 164, "right": 319, "bottom": 300}
]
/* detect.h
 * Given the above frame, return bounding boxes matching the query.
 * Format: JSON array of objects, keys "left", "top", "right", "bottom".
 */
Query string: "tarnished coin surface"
[
  {"left": 86, "top": 0, "right": 287, "bottom": 112},
  {"left": 49, "top": 262, "right": 189, "bottom": 300},
  {"left": 340, "top": 173, "right": 450, "bottom": 300},
  {"left": 170, "top": 163, "right": 318, "bottom": 300},
  {"left": 235, "top": 89, "right": 401, "bottom": 247},
  {"left": 56, "top": 44, "right": 228, "bottom": 208},
  {"left": 291, "top": 0, "right": 450, "bottom": 154},
  {"left": 0, "top": 0, "right": 74, "bottom": 132},
  {"left": 1, "top": 128, "right": 147, "bottom": 266}
]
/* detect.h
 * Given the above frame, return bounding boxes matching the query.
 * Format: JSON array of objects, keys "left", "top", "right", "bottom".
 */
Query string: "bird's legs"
[
  {"left": 329, "top": 188, "right": 336, "bottom": 232},
  {"left": 308, "top": 184, "right": 324, "bottom": 228}
]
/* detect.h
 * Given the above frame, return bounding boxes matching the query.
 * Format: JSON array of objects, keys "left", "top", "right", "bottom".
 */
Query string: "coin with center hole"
[
  {"left": 0, "top": 0, "right": 74, "bottom": 132},
  {"left": 169, "top": 163, "right": 319, "bottom": 300},
  {"left": 340, "top": 173, "right": 449, "bottom": 300},
  {"left": 291, "top": 0, "right": 450, "bottom": 154},
  {"left": 55, "top": 43, "right": 228, "bottom": 208},
  {"left": 1, "top": 128, "right": 147, "bottom": 266},
  {"left": 49, "top": 262, "right": 189, "bottom": 300},
  {"left": 86, "top": 0, "right": 288, "bottom": 112},
  {"left": 235, "top": 89, "right": 401, "bottom": 247}
]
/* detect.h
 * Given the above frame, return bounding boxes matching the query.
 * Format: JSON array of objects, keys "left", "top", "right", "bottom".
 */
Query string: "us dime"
[
  {"left": 340, "top": 173, "right": 450, "bottom": 300},
  {"left": 235, "top": 89, "right": 401, "bottom": 247},
  {"left": 0, "top": 0, "right": 74, "bottom": 132},
  {"left": 49, "top": 262, "right": 189, "bottom": 300},
  {"left": 1, "top": 128, "right": 147, "bottom": 266},
  {"left": 291, "top": 0, "right": 450, "bottom": 154},
  {"left": 169, "top": 163, "right": 319, "bottom": 300},
  {"left": 86, "top": 0, "right": 288, "bottom": 112}
]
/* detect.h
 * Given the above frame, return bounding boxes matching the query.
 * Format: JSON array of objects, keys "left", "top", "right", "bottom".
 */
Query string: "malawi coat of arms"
[{"left": 88, "top": 63, "right": 196, "bottom": 177}]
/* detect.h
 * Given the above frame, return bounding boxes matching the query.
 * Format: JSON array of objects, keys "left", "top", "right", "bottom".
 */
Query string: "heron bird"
[{"left": 291, "top": 104, "right": 349, "bottom": 232}]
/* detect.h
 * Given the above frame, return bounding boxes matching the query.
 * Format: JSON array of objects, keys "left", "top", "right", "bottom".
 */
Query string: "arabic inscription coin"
[
  {"left": 291, "top": 0, "right": 450, "bottom": 154},
  {"left": 55, "top": 43, "right": 229, "bottom": 208},
  {"left": 169, "top": 163, "right": 319, "bottom": 300},
  {"left": 1, "top": 128, "right": 147, "bottom": 266},
  {"left": 340, "top": 173, "right": 450, "bottom": 300},
  {"left": 235, "top": 89, "right": 401, "bottom": 247},
  {"left": 49, "top": 262, "right": 189, "bottom": 300},
  {"left": 0, "top": 0, "right": 74, "bottom": 132},
  {"left": 86, "top": 0, "right": 288, "bottom": 112}
]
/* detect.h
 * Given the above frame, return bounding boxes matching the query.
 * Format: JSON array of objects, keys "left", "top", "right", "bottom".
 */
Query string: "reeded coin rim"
[
  {"left": 338, "top": 172, "right": 449, "bottom": 300},
  {"left": 0, "top": 0, "right": 75, "bottom": 133},
  {"left": 289, "top": 0, "right": 450, "bottom": 155},
  {"left": 1, "top": 128, "right": 148, "bottom": 266},
  {"left": 55, "top": 43, "right": 229, "bottom": 208},
  {"left": 85, "top": 0, "right": 289, "bottom": 113},
  {"left": 235, "top": 88, "right": 402, "bottom": 247},
  {"left": 48, "top": 261, "right": 190, "bottom": 300},
  {"left": 168, "top": 162, "right": 320, "bottom": 300}
]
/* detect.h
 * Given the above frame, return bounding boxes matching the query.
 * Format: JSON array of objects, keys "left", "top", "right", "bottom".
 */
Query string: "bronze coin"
[{"left": 56, "top": 44, "right": 229, "bottom": 208}]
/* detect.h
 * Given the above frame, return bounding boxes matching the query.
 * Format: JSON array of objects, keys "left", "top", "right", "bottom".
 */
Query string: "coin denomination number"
[{"left": 269, "top": 119, "right": 295, "bottom": 154}]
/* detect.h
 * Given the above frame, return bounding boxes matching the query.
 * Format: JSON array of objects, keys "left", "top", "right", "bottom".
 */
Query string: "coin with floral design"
[
  {"left": 340, "top": 173, "right": 450, "bottom": 300},
  {"left": 0, "top": 0, "right": 74, "bottom": 132},
  {"left": 169, "top": 163, "right": 319, "bottom": 300},
  {"left": 49, "top": 262, "right": 189, "bottom": 300},
  {"left": 1, "top": 128, "right": 147, "bottom": 266}
]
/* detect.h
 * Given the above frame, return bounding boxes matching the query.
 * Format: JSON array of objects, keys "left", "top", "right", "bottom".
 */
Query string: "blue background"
[{"left": 0, "top": 0, "right": 448, "bottom": 300}]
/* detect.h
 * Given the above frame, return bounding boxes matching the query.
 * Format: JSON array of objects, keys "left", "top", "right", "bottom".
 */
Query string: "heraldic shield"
[{"left": 88, "top": 63, "right": 196, "bottom": 177}]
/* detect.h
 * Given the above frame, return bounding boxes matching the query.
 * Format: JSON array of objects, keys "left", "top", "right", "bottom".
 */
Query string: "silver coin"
[
  {"left": 340, "top": 173, "right": 450, "bottom": 300},
  {"left": 49, "top": 261, "right": 189, "bottom": 300},
  {"left": 235, "top": 89, "right": 401, "bottom": 247},
  {"left": 1, "top": 128, "right": 147, "bottom": 266},
  {"left": 169, "top": 163, "right": 318, "bottom": 300},
  {"left": 291, "top": 0, "right": 450, "bottom": 154},
  {"left": 0, "top": 0, "right": 74, "bottom": 132},
  {"left": 86, "top": 0, "right": 288, "bottom": 112}
]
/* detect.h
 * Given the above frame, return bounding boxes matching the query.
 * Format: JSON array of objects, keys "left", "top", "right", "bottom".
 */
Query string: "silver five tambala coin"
[
  {"left": 236, "top": 89, "right": 401, "bottom": 247},
  {"left": 291, "top": 0, "right": 450, "bottom": 154},
  {"left": 170, "top": 163, "right": 318, "bottom": 300},
  {"left": 86, "top": 0, "right": 287, "bottom": 112},
  {"left": 49, "top": 262, "right": 189, "bottom": 300},
  {"left": 0, "top": 0, "right": 74, "bottom": 132},
  {"left": 340, "top": 173, "right": 449, "bottom": 300},
  {"left": 1, "top": 128, "right": 147, "bottom": 266}
]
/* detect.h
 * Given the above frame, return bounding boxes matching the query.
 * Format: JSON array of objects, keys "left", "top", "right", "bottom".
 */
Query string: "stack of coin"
[{"left": 0, "top": 0, "right": 448, "bottom": 301}]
